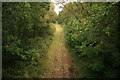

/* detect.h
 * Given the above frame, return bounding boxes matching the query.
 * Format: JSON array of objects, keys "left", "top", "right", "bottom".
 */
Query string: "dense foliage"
[
  {"left": 2, "top": 2, "right": 56, "bottom": 78},
  {"left": 58, "top": 2, "right": 120, "bottom": 78}
]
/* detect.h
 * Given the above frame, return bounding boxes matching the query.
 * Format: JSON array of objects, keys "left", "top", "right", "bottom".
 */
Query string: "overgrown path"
[{"left": 41, "top": 24, "right": 75, "bottom": 78}]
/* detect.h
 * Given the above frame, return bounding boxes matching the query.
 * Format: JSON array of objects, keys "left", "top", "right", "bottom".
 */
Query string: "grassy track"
[{"left": 41, "top": 24, "right": 75, "bottom": 78}]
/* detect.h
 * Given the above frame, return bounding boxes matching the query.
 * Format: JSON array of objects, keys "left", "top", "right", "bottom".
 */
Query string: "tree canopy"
[{"left": 58, "top": 2, "right": 120, "bottom": 78}]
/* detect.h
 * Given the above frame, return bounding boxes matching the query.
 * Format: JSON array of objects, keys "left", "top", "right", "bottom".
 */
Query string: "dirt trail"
[{"left": 41, "top": 24, "right": 75, "bottom": 78}]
